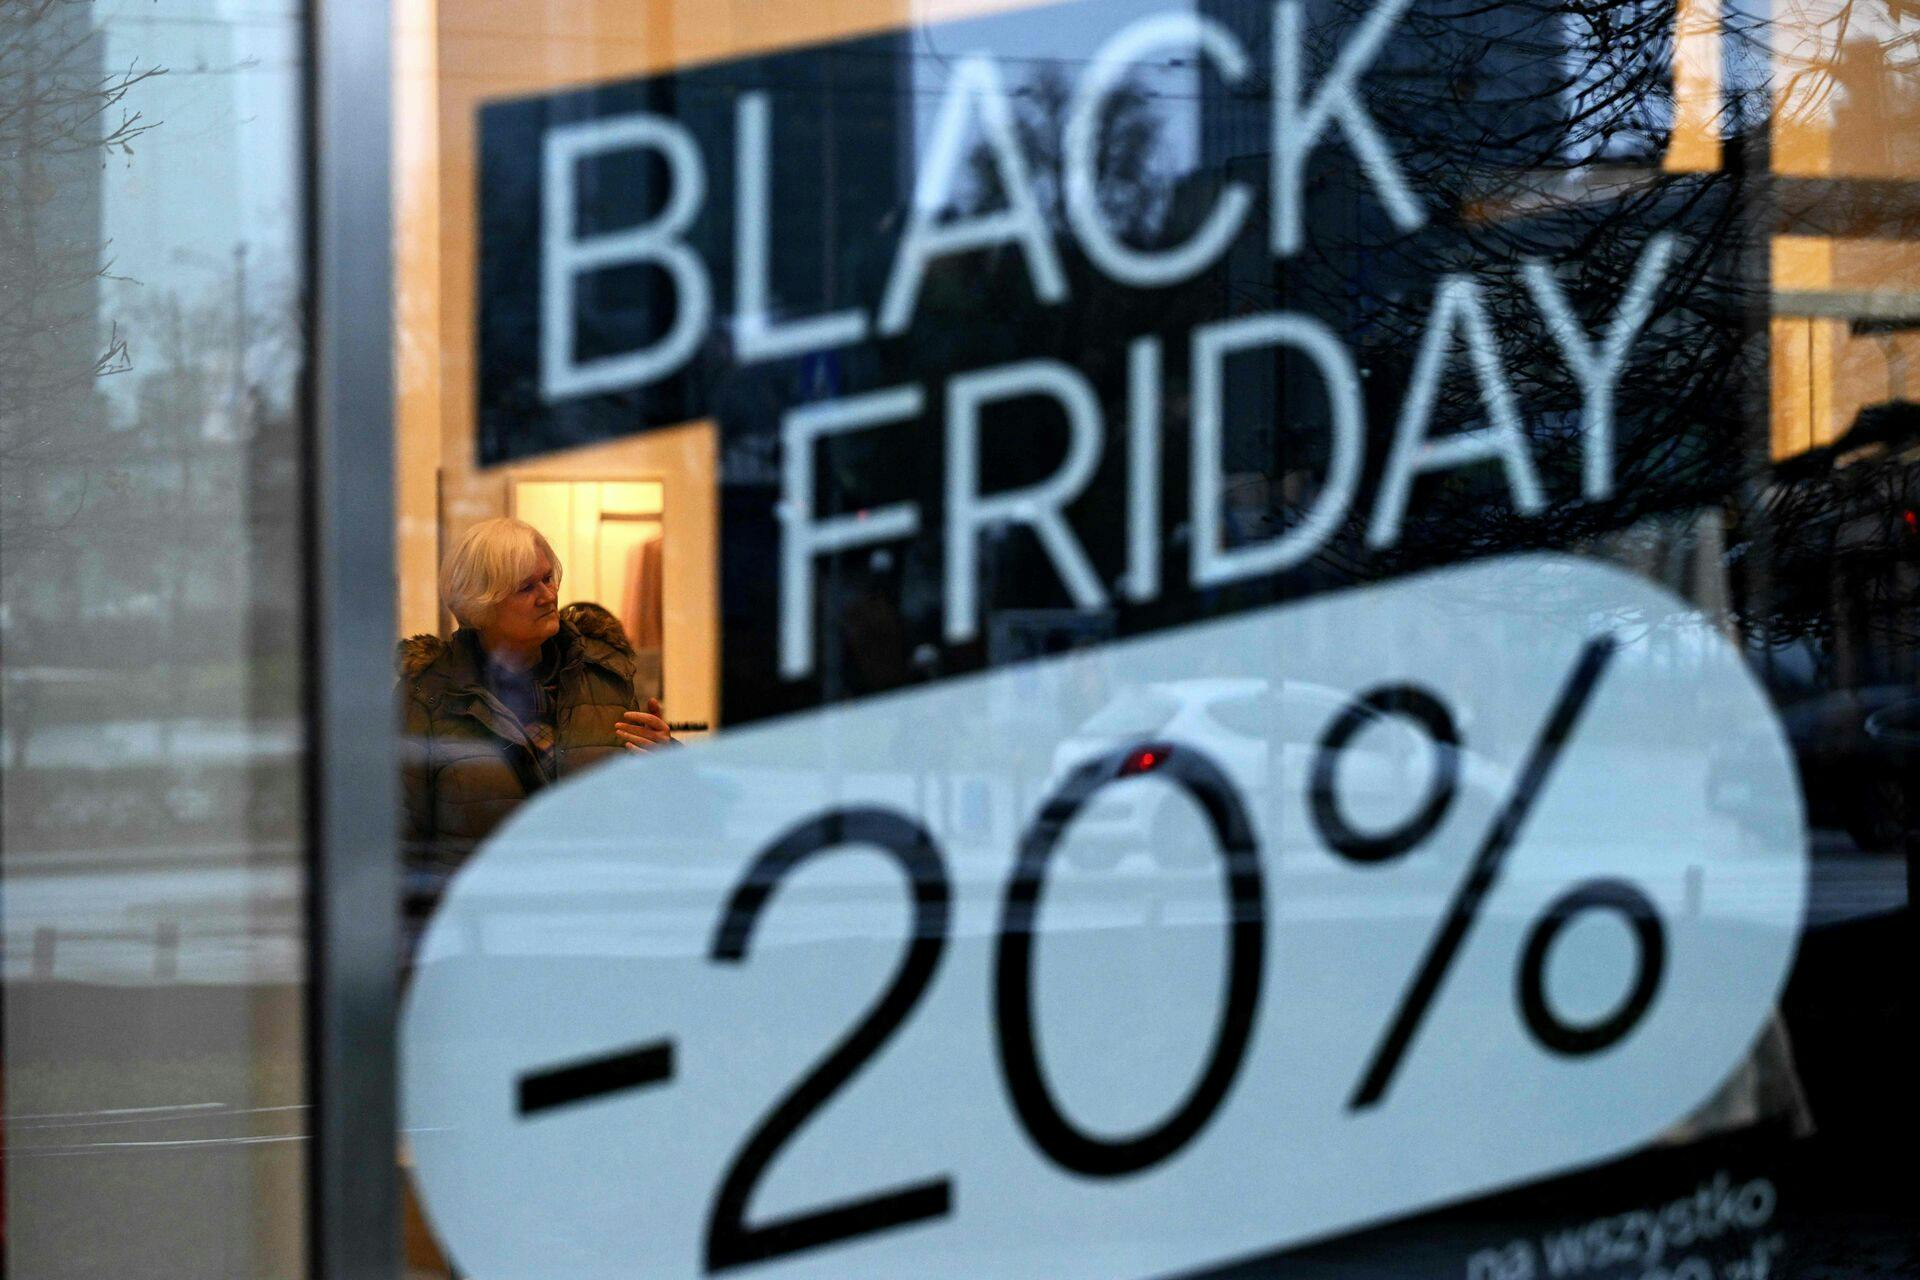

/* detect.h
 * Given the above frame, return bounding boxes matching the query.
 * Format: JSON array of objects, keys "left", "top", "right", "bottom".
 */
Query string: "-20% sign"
[
  {"left": 517, "top": 636, "right": 1653, "bottom": 1269},
  {"left": 402, "top": 558, "right": 1807, "bottom": 1280}
]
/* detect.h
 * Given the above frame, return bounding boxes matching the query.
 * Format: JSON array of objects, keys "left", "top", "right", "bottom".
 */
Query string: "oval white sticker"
[{"left": 402, "top": 554, "right": 1806, "bottom": 1279}]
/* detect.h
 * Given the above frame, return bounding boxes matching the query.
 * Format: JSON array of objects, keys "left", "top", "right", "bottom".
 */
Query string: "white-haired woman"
[{"left": 399, "top": 517, "right": 671, "bottom": 874}]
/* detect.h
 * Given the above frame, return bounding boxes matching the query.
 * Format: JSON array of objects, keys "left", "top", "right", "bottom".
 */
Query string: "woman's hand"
[{"left": 616, "top": 698, "right": 674, "bottom": 753}]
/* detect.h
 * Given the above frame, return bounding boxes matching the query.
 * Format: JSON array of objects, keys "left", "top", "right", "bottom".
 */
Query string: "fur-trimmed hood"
[
  {"left": 397, "top": 633, "right": 448, "bottom": 681},
  {"left": 398, "top": 608, "right": 643, "bottom": 858},
  {"left": 396, "top": 610, "right": 634, "bottom": 685},
  {"left": 557, "top": 601, "right": 634, "bottom": 655}
]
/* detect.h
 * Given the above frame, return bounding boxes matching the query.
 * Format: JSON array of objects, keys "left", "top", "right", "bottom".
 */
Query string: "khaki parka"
[{"left": 398, "top": 615, "right": 639, "bottom": 871}]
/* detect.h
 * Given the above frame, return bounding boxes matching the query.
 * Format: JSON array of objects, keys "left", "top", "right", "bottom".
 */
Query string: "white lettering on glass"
[{"left": 541, "top": 113, "right": 711, "bottom": 400}]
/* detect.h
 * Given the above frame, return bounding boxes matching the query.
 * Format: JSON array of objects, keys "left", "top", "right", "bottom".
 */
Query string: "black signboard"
[{"left": 477, "top": 0, "right": 1760, "bottom": 725}]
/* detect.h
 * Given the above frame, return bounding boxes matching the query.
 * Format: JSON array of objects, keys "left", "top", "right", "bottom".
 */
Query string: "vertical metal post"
[{"left": 306, "top": 0, "right": 399, "bottom": 1275}]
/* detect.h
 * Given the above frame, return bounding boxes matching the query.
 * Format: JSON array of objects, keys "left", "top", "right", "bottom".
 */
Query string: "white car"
[{"left": 1045, "top": 678, "right": 1507, "bottom": 870}]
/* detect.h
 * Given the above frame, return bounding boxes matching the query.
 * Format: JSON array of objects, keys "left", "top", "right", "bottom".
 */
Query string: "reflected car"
[
  {"left": 1863, "top": 695, "right": 1920, "bottom": 845},
  {"left": 1045, "top": 679, "right": 1510, "bottom": 870},
  {"left": 1709, "top": 684, "right": 1918, "bottom": 852}
]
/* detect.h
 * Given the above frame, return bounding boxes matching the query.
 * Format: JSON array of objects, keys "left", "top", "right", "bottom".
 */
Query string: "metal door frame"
[{"left": 305, "top": 0, "right": 399, "bottom": 1274}]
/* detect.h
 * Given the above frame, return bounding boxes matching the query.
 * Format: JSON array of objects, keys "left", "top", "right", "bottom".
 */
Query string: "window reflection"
[
  {"left": 1, "top": 0, "right": 310, "bottom": 1275},
  {"left": 390, "top": 0, "right": 1914, "bottom": 1274}
]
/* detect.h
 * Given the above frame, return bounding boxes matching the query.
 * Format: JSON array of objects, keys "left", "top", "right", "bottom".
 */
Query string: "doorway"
[{"left": 511, "top": 479, "right": 665, "bottom": 700}]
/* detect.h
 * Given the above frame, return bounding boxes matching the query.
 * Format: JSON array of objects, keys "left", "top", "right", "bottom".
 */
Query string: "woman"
[{"left": 399, "top": 517, "right": 672, "bottom": 873}]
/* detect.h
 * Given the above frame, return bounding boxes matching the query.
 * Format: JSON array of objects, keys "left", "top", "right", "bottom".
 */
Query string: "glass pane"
[
  {"left": 1, "top": 0, "right": 310, "bottom": 1275},
  {"left": 393, "top": 0, "right": 1915, "bottom": 1276}
]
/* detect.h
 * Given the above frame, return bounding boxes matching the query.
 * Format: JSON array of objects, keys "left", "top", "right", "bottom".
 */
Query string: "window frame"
[{"left": 305, "top": 0, "right": 401, "bottom": 1275}]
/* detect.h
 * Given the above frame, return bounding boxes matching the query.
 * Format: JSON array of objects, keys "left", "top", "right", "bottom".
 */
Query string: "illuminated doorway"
[{"left": 512, "top": 479, "right": 666, "bottom": 701}]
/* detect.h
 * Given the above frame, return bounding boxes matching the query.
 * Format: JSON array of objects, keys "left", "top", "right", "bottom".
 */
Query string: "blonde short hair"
[{"left": 439, "top": 517, "right": 563, "bottom": 628}]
